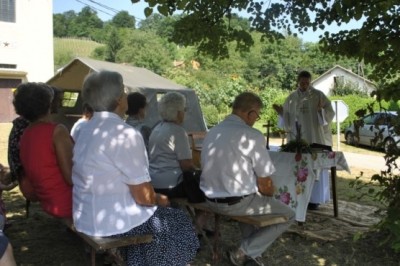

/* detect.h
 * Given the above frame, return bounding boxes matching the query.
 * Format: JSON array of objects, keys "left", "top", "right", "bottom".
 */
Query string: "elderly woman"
[
  {"left": 149, "top": 92, "right": 194, "bottom": 196},
  {"left": 14, "top": 82, "right": 73, "bottom": 219},
  {"left": 149, "top": 92, "right": 213, "bottom": 235},
  {"left": 125, "top": 92, "right": 151, "bottom": 149},
  {"left": 72, "top": 71, "right": 199, "bottom": 266}
]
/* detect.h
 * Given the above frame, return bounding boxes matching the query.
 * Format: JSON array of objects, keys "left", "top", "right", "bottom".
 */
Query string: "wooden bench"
[
  {"left": 64, "top": 221, "right": 153, "bottom": 266},
  {"left": 171, "top": 198, "right": 289, "bottom": 261}
]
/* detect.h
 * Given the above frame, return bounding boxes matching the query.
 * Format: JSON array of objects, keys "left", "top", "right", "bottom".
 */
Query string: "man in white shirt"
[{"left": 200, "top": 92, "right": 295, "bottom": 266}]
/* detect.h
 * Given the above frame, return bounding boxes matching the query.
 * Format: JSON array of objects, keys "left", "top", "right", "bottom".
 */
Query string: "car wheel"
[
  {"left": 384, "top": 138, "right": 396, "bottom": 153},
  {"left": 345, "top": 132, "right": 355, "bottom": 145}
]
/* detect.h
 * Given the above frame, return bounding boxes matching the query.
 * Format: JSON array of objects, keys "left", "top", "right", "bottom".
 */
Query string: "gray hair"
[
  {"left": 82, "top": 70, "right": 124, "bottom": 112},
  {"left": 232, "top": 91, "right": 263, "bottom": 112},
  {"left": 158, "top": 92, "right": 186, "bottom": 121}
]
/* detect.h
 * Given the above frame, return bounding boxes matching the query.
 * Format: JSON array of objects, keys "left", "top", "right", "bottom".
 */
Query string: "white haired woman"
[
  {"left": 149, "top": 92, "right": 194, "bottom": 196},
  {"left": 149, "top": 92, "right": 212, "bottom": 235},
  {"left": 72, "top": 71, "right": 199, "bottom": 266}
]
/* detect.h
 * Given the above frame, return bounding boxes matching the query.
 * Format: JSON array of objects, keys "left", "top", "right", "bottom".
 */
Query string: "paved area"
[
  {"left": 268, "top": 138, "right": 386, "bottom": 172},
  {"left": 341, "top": 151, "right": 386, "bottom": 172}
]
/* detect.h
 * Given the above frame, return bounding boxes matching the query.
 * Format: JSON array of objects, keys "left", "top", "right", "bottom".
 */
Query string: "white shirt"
[
  {"left": 148, "top": 122, "right": 192, "bottom": 189},
  {"left": 200, "top": 114, "right": 276, "bottom": 198},
  {"left": 70, "top": 117, "right": 88, "bottom": 141},
  {"left": 72, "top": 111, "right": 156, "bottom": 237}
]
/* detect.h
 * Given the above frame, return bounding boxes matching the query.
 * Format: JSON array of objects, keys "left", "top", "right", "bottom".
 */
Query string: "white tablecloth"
[{"left": 269, "top": 151, "right": 350, "bottom": 222}]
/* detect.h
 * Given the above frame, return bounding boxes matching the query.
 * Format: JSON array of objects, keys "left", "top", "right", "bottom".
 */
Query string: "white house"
[
  {"left": 0, "top": 0, "right": 53, "bottom": 122},
  {"left": 312, "top": 65, "right": 376, "bottom": 96}
]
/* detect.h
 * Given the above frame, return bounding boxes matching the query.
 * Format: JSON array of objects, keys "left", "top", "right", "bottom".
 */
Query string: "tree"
[
  {"left": 111, "top": 11, "right": 135, "bottom": 28},
  {"left": 116, "top": 30, "right": 177, "bottom": 75},
  {"left": 72, "top": 7, "right": 103, "bottom": 38},
  {"left": 105, "top": 27, "right": 123, "bottom": 62},
  {"left": 139, "top": 13, "right": 180, "bottom": 40},
  {"left": 53, "top": 14, "right": 68, "bottom": 37},
  {"left": 131, "top": 0, "right": 400, "bottom": 99},
  {"left": 53, "top": 11, "right": 77, "bottom": 37}
]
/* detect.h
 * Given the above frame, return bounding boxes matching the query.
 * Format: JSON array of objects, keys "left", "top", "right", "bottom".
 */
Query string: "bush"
[{"left": 202, "top": 105, "right": 223, "bottom": 127}]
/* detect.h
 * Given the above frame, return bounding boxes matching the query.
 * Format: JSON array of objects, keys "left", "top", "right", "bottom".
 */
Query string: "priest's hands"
[{"left": 272, "top": 104, "right": 283, "bottom": 115}]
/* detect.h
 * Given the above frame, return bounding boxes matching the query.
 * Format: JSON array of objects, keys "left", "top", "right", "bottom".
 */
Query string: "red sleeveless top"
[{"left": 19, "top": 123, "right": 72, "bottom": 218}]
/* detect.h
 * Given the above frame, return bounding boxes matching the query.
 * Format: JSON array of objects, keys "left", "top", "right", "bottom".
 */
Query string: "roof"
[
  {"left": 312, "top": 65, "right": 376, "bottom": 87},
  {"left": 47, "top": 57, "right": 188, "bottom": 91}
]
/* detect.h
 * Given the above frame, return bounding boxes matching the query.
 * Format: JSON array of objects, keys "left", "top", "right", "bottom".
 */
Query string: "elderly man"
[
  {"left": 200, "top": 92, "right": 295, "bottom": 266},
  {"left": 273, "top": 70, "right": 335, "bottom": 210}
]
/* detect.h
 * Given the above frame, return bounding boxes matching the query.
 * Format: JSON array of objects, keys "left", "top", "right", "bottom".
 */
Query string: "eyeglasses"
[{"left": 248, "top": 110, "right": 261, "bottom": 121}]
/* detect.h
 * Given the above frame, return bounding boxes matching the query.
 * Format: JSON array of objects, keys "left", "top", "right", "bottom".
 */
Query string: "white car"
[{"left": 345, "top": 111, "right": 400, "bottom": 152}]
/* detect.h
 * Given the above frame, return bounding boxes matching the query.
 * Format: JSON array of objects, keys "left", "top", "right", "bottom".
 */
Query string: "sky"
[{"left": 53, "top": 0, "right": 362, "bottom": 43}]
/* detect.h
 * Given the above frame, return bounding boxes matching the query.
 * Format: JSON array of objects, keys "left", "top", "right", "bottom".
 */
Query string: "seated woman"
[
  {"left": 7, "top": 116, "right": 29, "bottom": 183},
  {"left": 149, "top": 92, "right": 194, "bottom": 197},
  {"left": 13, "top": 82, "right": 73, "bottom": 220},
  {"left": 125, "top": 92, "right": 152, "bottom": 149},
  {"left": 72, "top": 71, "right": 199, "bottom": 266},
  {"left": 149, "top": 92, "right": 211, "bottom": 234}
]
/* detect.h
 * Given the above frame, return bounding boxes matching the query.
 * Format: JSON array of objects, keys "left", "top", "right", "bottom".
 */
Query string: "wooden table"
[
  {"left": 268, "top": 151, "right": 350, "bottom": 222},
  {"left": 188, "top": 131, "right": 350, "bottom": 221}
]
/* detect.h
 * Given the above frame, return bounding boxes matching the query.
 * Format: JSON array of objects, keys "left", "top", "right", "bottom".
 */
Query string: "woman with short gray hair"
[
  {"left": 82, "top": 70, "right": 125, "bottom": 112},
  {"left": 158, "top": 91, "right": 186, "bottom": 122},
  {"left": 149, "top": 92, "right": 213, "bottom": 236},
  {"left": 72, "top": 71, "right": 199, "bottom": 266},
  {"left": 149, "top": 91, "right": 191, "bottom": 195}
]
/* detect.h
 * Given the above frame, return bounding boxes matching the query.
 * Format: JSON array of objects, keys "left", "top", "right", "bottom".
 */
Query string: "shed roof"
[{"left": 47, "top": 57, "right": 188, "bottom": 91}]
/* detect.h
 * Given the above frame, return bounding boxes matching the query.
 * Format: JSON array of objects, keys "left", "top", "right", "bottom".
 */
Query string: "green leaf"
[
  {"left": 158, "top": 5, "right": 169, "bottom": 16},
  {"left": 144, "top": 7, "right": 153, "bottom": 17}
]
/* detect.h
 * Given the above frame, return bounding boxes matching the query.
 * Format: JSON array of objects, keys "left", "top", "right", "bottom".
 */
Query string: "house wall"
[
  {"left": 0, "top": 0, "right": 53, "bottom": 82},
  {"left": 0, "top": 0, "right": 53, "bottom": 122},
  {"left": 312, "top": 68, "right": 375, "bottom": 96}
]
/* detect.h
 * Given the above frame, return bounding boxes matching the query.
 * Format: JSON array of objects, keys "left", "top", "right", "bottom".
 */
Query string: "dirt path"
[{"left": 268, "top": 138, "right": 386, "bottom": 172}]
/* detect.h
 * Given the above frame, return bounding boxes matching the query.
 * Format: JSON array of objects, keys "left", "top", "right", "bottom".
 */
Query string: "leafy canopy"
[{"left": 131, "top": 0, "right": 400, "bottom": 100}]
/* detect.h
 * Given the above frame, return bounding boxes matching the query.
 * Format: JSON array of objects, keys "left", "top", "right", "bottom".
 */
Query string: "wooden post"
[
  {"left": 331, "top": 166, "right": 339, "bottom": 217},
  {"left": 263, "top": 120, "right": 272, "bottom": 150}
]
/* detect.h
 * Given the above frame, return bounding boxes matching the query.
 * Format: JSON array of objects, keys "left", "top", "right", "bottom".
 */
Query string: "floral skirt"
[{"left": 112, "top": 207, "right": 199, "bottom": 266}]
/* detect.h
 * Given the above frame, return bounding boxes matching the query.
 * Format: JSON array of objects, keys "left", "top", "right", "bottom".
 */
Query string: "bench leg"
[
  {"left": 213, "top": 214, "right": 221, "bottom": 262},
  {"left": 91, "top": 248, "right": 96, "bottom": 266},
  {"left": 25, "top": 200, "right": 30, "bottom": 218},
  {"left": 184, "top": 206, "right": 215, "bottom": 256}
]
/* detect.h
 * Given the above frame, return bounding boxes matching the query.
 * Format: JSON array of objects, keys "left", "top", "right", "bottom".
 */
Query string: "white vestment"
[
  {"left": 280, "top": 87, "right": 335, "bottom": 204},
  {"left": 281, "top": 87, "right": 335, "bottom": 144}
]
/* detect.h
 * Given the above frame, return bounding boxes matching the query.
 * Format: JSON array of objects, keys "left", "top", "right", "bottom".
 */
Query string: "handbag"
[{"left": 182, "top": 170, "right": 205, "bottom": 203}]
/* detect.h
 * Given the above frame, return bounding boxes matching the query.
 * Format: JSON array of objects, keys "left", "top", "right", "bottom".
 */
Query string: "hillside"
[{"left": 54, "top": 37, "right": 103, "bottom": 70}]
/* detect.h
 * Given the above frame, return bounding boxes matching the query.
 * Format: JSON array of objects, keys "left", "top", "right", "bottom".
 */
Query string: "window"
[
  {"left": 363, "top": 114, "right": 376, "bottom": 125},
  {"left": 0, "top": 78, "right": 21, "bottom": 88},
  {"left": 62, "top": 91, "right": 79, "bottom": 107},
  {"left": 0, "top": 63, "right": 17, "bottom": 69},
  {"left": 0, "top": 0, "right": 16, "bottom": 22},
  {"left": 333, "top": 76, "right": 345, "bottom": 87}
]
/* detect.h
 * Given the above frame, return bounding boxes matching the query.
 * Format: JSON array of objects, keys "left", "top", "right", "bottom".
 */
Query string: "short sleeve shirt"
[
  {"left": 72, "top": 112, "right": 156, "bottom": 237},
  {"left": 200, "top": 114, "right": 276, "bottom": 197},
  {"left": 148, "top": 122, "right": 192, "bottom": 189}
]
